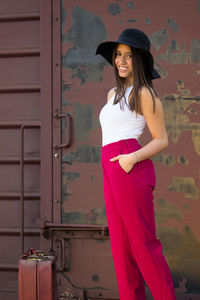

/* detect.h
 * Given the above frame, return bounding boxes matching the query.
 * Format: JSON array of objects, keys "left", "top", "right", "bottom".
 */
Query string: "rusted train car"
[{"left": 0, "top": 0, "right": 200, "bottom": 299}]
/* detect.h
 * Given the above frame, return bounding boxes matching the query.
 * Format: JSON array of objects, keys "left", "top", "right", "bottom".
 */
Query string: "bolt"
[
  {"left": 54, "top": 153, "right": 59, "bottom": 158},
  {"left": 54, "top": 199, "right": 59, "bottom": 203}
]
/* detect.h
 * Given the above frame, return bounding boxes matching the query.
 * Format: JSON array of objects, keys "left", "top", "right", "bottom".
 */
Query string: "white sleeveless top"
[{"left": 99, "top": 86, "right": 146, "bottom": 146}]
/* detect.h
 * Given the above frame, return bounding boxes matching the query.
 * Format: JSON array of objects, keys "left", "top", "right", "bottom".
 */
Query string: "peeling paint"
[
  {"left": 152, "top": 153, "right": 175, "bottom": 166},
  {"left": 168, "top": 177, "right": 199, "bottom": 199},
  {"left": 149, "top": 29, "right": 168, "bottom": 51},
  {"left": 194, "top": 70, "right": 200, "bottom": 76},
  {"left": 162, "top": 81, "right": 200, "bottom": 151},
  {"left": 177, "top": 155, "right": 189, "bottom": 165},
  {"left": 157, "top": 43, "right": 189, "bottom": 64},
  {"left": 198, "top": 0, "right": 200, "bottom": 13},
  {"left": 74, "top": 102, "right": 99, "bottom": 141},
  {"left": 108, "top": 3, "right": 122, "bottom": 15},
  {"left": 62, "top": 5, "right": 108, "bottom": 83},
  {"left": 155, "top": 198, "right": 183, "bottom": 224},
  {"left": 127, "top": 2, "right": 134, "bottom": 10},
  {"left": 167, "top": 18, "right": 179, "bottom": 33},
  {"left": 158, "top": 225, "right": 200, "bottom": 292},
  {"left": 63, "top": 172, "right": 80, "bottom": 181},
  {"left": 167, "top": 40, "right": 179, "bottom": 53},
  {"left": 157, "top": 39, "right": 200, "bottom": 64},
  {"left": 191, "top": 39, "right": 200, "bottom": 63},
  {"left": 62, "top": 206, "right": 107, "bottom": 224},
  {"left": 62, "top": 145, "right": 101, "bottom": 164},
  {"left": 192, "top": 129, "right": 200, "bottom": 155},
  {"left": 127, "top": 19, "right": 139, "bottom": 23},
  {"left": 145, "top": 18, "right": 150, "bottom": 24},
  {"left": 61, "top": 0, "right": 67, "bottom": 38}
]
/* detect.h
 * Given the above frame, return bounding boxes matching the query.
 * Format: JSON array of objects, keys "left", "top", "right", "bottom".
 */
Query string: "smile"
[{"left": 118, "top": 66, "right": 128, "bottom": 70}]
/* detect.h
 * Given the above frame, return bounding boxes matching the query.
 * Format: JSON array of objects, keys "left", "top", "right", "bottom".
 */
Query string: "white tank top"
[{"left": 99, "top": 86, "right": 146, "bottom": 146}]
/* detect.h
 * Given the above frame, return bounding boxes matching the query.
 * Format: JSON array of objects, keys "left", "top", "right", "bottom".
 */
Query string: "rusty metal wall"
[
  {"left": 0, "top": 1, "right": 40, "bottom": 299},
  {"left": 58, "top": 0, "right": 200, "bottom": 299}
]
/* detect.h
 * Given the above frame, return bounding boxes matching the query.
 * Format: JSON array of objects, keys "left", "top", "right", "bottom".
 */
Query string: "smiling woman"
[
  {"left": 96, "top": 28, "right": 177, "bottom": 300},
  {"left": 114, "top": 44, "right": 133, "bottom": 82}
]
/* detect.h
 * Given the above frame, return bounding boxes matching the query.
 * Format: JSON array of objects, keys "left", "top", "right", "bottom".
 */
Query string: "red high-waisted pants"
[{"left": 101, "top": 139, "right": 176, "bottom": 300}]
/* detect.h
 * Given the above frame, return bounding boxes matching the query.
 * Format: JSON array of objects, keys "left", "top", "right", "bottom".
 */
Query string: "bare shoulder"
[
  {"left": 107, "top": 87, "right": 116, "bottom": 102},
  {"left": 140, "top": 86, "right": 162, "bottom": 115}
]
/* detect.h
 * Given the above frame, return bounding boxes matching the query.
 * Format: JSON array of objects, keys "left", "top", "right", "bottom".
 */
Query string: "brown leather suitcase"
[{"left": 18, "top": 249, "right": 58, "bottom": 300}]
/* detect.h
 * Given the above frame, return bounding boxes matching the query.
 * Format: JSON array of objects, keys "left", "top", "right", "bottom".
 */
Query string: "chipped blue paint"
[
  {"left": 62, "top": 145, "right": 101, "bottom": 164},
  {"left": 191, "top": 39, "right": 200, "bottom": 63},
  {"left": 62, "top": 5, "right": 108, "bottom": 83},
  {"left": 157, "top": 39, "right": 200, "bottom": 64},
  {"left": 150, "top": 29, "right": 168, "bottom": 51},
  {"left": 145, "top": 18, "right": 150, "bottom": 24},
  {"left": 62, "top": 206, "right": 107, "bottom": 224},
  {"left": 108, "top": 3, "right": 122, "bottom": 15},
  {"left": 61, "top": 0, "right": 67, "bottom": 39},
  {"left": 127, "top": 2, "right": 134, "bottom": 10},
  {"left": 167, "top": 18, "right": 179, "bottom": 33},
  {"left": 74, "top": 101, "right": 99, "bottom": 141},
  {"left": 127, "top": 19, "right": 139, "bottom": 23},
  {"left": 198, "top": 0, "right": 200, "bottom": 13},
  {"left": 167, "top": 40, "right": 180, "bottom": 53}
]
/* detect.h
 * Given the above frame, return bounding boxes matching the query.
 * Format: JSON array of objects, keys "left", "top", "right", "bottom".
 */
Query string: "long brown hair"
[{"left": 112, "top": 46, "right": 158, "bottom": 114}]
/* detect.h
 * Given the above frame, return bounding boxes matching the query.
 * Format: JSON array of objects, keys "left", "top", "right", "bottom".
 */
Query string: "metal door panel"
[
  {"left": 0, "top": 20, "right": 39, "bottom": 48},
  {"left": 51, "top": 1, "right": 200, "bottom": 299},
  {"left": 0, "top": 0, "right": 41, "bottom": 298},
  {"left": 0, "top": 57, "right": 39, "bottom": 85},
  {"left": 0, "top": 200, "right": 40, "bottom": 227},
  {"left": 0, "top": 164, "right": 40, "bottom": 191},
  {"left": 0, "top": 93, "right": 40, "bottom": 120},
  {"left": 0, "top": 272, "right": 18, "bottom": 298},
  {"left": 0, "top": 0, "right": 40, "bottom": 12}
]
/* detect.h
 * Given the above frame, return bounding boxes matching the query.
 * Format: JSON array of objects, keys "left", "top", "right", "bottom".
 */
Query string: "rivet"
[{"left": 54, "top": 153, "right": 59, "bottom": 158}]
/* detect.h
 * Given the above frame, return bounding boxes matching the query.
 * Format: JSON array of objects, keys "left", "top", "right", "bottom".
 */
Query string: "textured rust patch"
[
  {"left": 162, "top": 81, "right": 200, "bottom": 155},
  {"left": 157, "top": 38, "right": 200, "bottom": 64},
  {"left": 62, "top": 206, "right": 107, "bottom": 224},
  {"left": 152, "top": 153, "right": 175, "bottom": 166},
  {"left": 177, "top": 155, "right": 189, "bottom": 166},
  {"left": 158, "top": 225, "right": 200, "bottom": 292},
  {"left": 62, "top": 145, "right": 101, "bottom": 164},
  {"left": 168, "top": 177, "right": 199, "bottom": 199},
  {"left": 155, "top": 198, "right": 183, "bottom": 224}
]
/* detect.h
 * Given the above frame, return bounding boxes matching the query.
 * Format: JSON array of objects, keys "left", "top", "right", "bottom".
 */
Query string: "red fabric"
[{"left": 102, "top": 139, "right": 176, "bottom": 300}]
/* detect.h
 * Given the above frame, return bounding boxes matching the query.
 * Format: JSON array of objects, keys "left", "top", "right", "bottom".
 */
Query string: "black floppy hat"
[{"left": 96, "top": 28, "right": 160, "bottom": 79}]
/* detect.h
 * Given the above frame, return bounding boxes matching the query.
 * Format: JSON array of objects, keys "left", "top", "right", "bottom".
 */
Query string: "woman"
[{"left": 96, "top": 29, "right": 176, "bottom": 300}]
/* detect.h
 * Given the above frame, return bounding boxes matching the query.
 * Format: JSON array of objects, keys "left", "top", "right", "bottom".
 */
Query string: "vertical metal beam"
[
  {"left": 52, "top": 0, "right": 61, "bottom": 223},
  {"left": 40, "top": 0, "right": 53, "bottom": 250}
]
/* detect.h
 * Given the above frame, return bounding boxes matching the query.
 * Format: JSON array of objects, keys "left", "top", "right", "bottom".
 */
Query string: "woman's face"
[{"left": 114, "top": 44, "right": 133, "bottom": 83}]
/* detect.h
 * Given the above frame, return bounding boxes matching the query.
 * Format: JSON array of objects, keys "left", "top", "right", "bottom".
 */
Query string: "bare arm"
[
  {"left": 107, "top": 87, "right": 116, "bottom": 102},
  {"left": 110, "top": 87, "right": 168, "bottom": 173},
  {"left": 133, "top": 87, "right": 168, "bottom": 161}
]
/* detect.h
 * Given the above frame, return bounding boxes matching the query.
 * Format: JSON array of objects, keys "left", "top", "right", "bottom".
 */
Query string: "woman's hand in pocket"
[{"left": 110, "top": 153, "right": 138, "bottom": 173}]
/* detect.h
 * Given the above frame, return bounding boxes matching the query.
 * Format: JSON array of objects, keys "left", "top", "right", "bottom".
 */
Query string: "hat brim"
[{"left": 96, "top": 41, "right": 160, "bottom": 79}]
